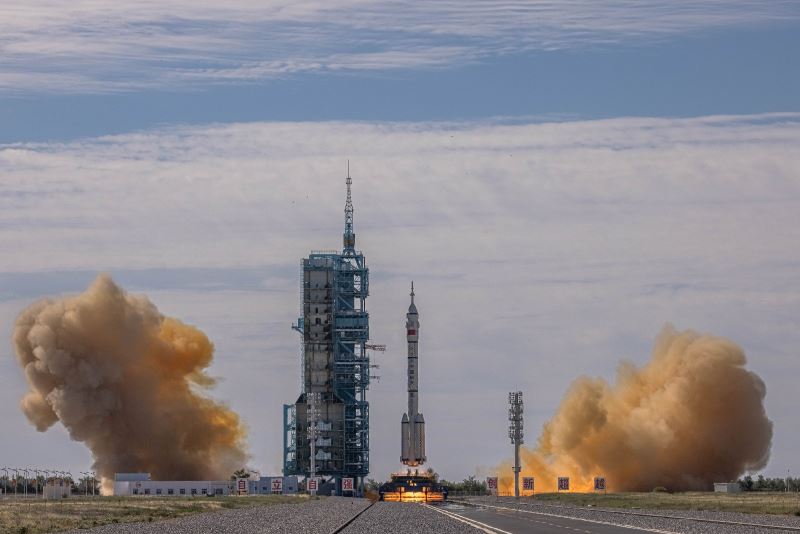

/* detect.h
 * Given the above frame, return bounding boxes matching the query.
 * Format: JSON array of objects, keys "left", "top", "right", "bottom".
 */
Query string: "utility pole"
[
  {"left": 307, "top": 392, "right": 321, "bottom": 495},
  {"left": 508, "top": 391, "right": 524, "bottom": 499}
]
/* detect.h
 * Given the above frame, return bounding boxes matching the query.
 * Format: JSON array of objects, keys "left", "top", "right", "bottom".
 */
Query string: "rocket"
[{"left": 401, "top": 282, "right": 426, "bottom": 467}]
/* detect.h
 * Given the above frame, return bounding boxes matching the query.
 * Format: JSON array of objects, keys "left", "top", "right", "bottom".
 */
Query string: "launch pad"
[{"left": 378, "top": 470, "right": 448, "bottom": 503}]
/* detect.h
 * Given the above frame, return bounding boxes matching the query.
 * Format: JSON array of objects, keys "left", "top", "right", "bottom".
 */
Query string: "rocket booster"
[{"left": 401, "top": 282, "right": 426, "bottom": 467}]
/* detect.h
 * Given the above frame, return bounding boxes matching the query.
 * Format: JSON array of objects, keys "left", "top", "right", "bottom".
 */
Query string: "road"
[{"left": 435, "top": 501, "right": 671, "bottom": 534}]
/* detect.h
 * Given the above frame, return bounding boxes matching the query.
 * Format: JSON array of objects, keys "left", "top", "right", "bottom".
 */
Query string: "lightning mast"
[{"left": 343, "top": 160, "right": 355, "bottom": 254}]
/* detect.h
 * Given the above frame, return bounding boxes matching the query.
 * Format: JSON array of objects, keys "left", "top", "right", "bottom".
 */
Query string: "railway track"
[{"left": 329, "top": 500, "right": 376, "bottom": 534}]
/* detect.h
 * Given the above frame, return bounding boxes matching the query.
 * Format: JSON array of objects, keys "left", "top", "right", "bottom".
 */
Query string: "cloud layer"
[
  {"left": 1, "top": 113, "right": 799, "bottom": 480},
  {"left": 1, "top": 1, "right": 796, "bottom": 92}
]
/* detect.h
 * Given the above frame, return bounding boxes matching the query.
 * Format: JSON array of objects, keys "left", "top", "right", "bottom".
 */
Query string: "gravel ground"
[
  {"left": 341, "top": 502, "right": 480, "bottom": 534},
  {"left": 64, "top": 497, "right": 370, "bottom": 534},
  {"left": 463, "top": 496, "right": 800, "bottom": 533}
]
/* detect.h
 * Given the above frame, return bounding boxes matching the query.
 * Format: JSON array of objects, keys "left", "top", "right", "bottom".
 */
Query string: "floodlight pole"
[{"left": 508, "top": 391, "right": 524, "bottom": 499}]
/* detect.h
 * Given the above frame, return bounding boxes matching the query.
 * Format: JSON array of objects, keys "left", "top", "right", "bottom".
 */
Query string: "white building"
[
  {"left": 113, "top": 473, "right": 299, "bottom": 496},
  {"left": 44, "top": 481, "right": 71, "bottom": 499},
  {"left": 246, "top": 476, "right": 299, "bottom": 495},
  {"left": 713, "top": 482, "right": 741, "bottom": 493},
  {"left": 113, "top": 473, "right": 231, "bottom": 497}
]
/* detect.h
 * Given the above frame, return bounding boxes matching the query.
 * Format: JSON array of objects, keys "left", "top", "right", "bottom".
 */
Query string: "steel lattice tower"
[
  {"left": 284, "top": 165, "right": 371, "bottom": 496},
  {"left": 508, "top": 391, "right": 524, "bottom": 498}
]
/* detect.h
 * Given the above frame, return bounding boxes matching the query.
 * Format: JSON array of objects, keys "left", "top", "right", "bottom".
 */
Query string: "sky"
[{"left": 1, "top": 1, "right": 799, "bottom": 484}]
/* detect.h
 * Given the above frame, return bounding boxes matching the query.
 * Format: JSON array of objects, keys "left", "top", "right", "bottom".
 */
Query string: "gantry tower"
[{"left": 283, "top": 165, "right": 371, "bottom": 496}]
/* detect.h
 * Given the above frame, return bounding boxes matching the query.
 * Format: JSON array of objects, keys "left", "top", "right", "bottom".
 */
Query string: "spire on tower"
[
  {"left": 343, "top": 160, "right": 355, "bottom": 252},
  {"left": 408, "top": 281, "right": 417, "bottom": 314}
]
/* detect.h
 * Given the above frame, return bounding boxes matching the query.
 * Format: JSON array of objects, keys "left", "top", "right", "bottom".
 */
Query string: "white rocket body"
[{"left": 401, "top": 283, "right": 426, "bottom": 466}]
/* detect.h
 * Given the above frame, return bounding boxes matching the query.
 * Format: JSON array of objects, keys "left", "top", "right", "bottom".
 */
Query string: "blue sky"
[
  {"left": 1, "top": 2, "right": 798, "bottom": 142},
  {"left": 1, "top": 1, "right": 799, "bottom": 485}
]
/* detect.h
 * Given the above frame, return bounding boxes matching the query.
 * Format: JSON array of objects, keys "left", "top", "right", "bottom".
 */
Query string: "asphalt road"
[{"left": 437, "top": 501, "right": 668, "bottom": 534}]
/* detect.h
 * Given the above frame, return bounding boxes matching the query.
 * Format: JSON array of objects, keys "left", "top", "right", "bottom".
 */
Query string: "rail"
[{"left": 329, "top": 500, "right": 375, "bottom": 534}]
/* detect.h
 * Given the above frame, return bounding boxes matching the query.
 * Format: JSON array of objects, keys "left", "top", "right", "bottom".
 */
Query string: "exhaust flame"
[
  {"left": 13, "top": 274, "right": 248, "bottom": 493},
  {"left": 499, "top": 326, "right": 772, "bottom": 492}
]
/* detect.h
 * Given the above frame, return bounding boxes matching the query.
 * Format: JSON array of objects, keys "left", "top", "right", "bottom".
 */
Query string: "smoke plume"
[
  {"left": 500, "top": 326, "right": 772, "bottom": 492},
  {"left": 13, "top": 274, "right": 248, "bottom": 493}
]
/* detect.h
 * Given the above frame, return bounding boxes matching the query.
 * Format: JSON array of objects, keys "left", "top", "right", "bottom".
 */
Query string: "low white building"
[
  {"left": 44, "top": 481, "right": 71, "bottom": 499},
  {"left": 113, "top": 473, "right": 232, "bottom": 497},
  {"left": 246, "top": 476, "right": 299, "bottom": 495},
  {"left": 113, "top": 473, "right": 299, "bottom": 497}
]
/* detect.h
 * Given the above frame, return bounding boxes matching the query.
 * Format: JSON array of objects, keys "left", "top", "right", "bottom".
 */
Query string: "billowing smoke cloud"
[
  {"left": 13, "top": 274, "right": 248, "bottom": 492},
  {"left": 499, "top": 326, "right": 772, "bottom": 492}
]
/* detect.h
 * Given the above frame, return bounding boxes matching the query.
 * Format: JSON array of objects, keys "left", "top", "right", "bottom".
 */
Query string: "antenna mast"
[{"left": 343, "top": 160, "right": 355, "bottom": 253}]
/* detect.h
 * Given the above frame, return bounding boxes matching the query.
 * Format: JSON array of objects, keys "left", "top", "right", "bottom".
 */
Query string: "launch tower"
[{"left": 283, "top": 168, "right": 371, "bottom": 496}]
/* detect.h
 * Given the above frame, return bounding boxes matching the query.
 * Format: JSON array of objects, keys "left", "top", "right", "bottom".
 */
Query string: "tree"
[
  {"left": 438, "top": 475, "right": 488, "bottom": 495},
  {"left": 425, "top": 467, "right": 439, "bottom": 482},
  {"left": 364, "top": 478, "right": 382, "bottom": 492},
  {"left": 739, "top": 475, "right": 754, "bottom": 491},
  {"left": 231, "top": 468, "right": 251, "bottom": 480}
]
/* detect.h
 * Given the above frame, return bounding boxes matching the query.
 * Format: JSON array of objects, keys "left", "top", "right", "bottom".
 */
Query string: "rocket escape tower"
[{"left": 283, "top": 166, "right": 371, "bottom": 496}]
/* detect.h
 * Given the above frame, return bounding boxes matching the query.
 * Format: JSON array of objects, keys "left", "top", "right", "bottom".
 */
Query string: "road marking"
[
  {"left": 427, "top": 503, "right": 514, "bottom": 534},
  {"left": 450, "top": 500, "right": 679, "bottom": 534},
  {"left": 495, "top": 509, "right": 593, "bottom": 533},
  {"left": 481, "top": 499, "right": 800, "bottom": 533}
]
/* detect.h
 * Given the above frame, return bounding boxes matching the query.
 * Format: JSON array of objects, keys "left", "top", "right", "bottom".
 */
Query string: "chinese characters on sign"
[
  {"left": 342, "top": 478, "right": 354, "bottom": 492},
  {"left": 307, "top": 478, "right": 318, "bottom": 492},
  {"left": 486, "top": 477, "right": 498, "bottom": 494},
  {"left": 271, "top": 478, "right": 283, "bottom": 494},
  {"left": 558, "top": 477, "right": 570, "bottom": 491},
  {"left": 523, "top": 477, "right": 535, "bottom": 492},
  {"left": 594, "top": 476, "right": 606, "bottom": 492}
]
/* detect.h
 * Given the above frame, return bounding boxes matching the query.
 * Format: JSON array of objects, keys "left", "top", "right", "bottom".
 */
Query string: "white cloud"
[
  {"left": 0, "top": 0, "right": 796, "bottom": 92},
  {"left": 1, "top": 113, "right": 799, "bottom": 480}
]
